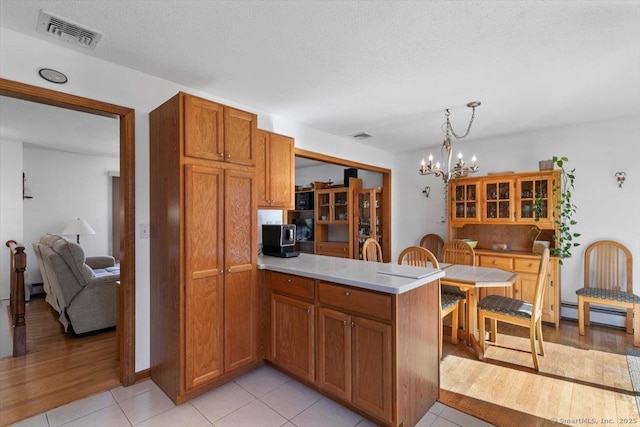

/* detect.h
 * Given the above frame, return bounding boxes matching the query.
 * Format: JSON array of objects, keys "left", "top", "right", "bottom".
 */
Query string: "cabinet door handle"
[
  {"left": 220, "top": 270, "right": 224, "bottom": 275},
  {"left": 218, "top": 152, "right": 224, "bottom": 158},
  {"left": 345, "top": 291, "right": 350, "bottom": 296},
  {"left": 226, "top": 153, "right": 231, "bottom": 159},
  {"left": 287, "top": 279, "right": 292, "bottom": 283},
  {"left": 343, "top": 320, "right": 347, "bottom": 326},
  {"left": 351, "top": 321, "right": 355, "bottom": 328},
  {"left": 227, "top": 268, "right": 232, "bottom": 273},
  {"left": 306, "top": 309, "right": 311, "bottom": 314}
]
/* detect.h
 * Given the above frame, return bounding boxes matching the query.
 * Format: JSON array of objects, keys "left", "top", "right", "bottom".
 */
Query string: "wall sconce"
[
  {"left": 615, "top": 171, "right": 626, "bottom": 188},
  {"left": 422, "top": 186, "right": 431, "bottom": 198},
  {"left": 23, "top": 173, "right": 33, "bottom": 199}
]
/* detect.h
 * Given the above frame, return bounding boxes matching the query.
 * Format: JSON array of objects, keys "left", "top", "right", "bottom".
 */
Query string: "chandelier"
[{"left": 419, "top": 101, "right": 481, "bottom": 184}]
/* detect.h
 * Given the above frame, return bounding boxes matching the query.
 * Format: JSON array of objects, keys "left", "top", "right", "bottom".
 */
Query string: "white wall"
[
  {"left": 394, "top": 116, "right": 640, "bottom": 306},
  {"left": 22, "top": 145, "right": 119, "bottom": 285},
  {"left": 0, "top": 28, "right": 394, "bottom": 371},
  {"left": 0, "top": 138, "right": 24, "bottom": 299}
]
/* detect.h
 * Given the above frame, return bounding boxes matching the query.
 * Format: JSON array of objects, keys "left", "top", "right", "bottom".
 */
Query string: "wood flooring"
[
  {"left": 0, "top": 295, "right": 119, "bottom": 426},
  {"left": 440, "top": 320, "right": 640, "bottom": 427}
]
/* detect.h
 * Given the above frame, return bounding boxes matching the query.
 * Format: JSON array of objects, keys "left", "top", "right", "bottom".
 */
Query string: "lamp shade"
[{"left": 61, "top": 218, "right": 96, "bottom": 243}]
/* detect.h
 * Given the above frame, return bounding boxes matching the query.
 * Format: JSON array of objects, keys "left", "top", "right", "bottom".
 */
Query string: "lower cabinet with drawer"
[
  {"left": 267, "top": 272, "right": 315, "bottom": 382},
  {"left": 265, "top": 270, "right": 440, "bottom": 427},
  {"left": 317, "top": 283, "right": 393, "bottom": 422},
  {"left": 476, "top": 251, "right": 561, "bottom": 328}
]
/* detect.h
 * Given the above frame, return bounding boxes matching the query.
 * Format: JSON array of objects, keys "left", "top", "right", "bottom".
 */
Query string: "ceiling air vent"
[
  {"left": 351, "top": 132, "right": 373, "bottom": 140},
  {"left": 37, "top": 10, "right": 103, "bottom": 50}
]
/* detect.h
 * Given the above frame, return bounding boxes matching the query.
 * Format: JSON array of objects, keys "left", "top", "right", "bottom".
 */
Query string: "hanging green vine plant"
[{"left": 550, "top": 156, "right": 580, "bottom": 263}]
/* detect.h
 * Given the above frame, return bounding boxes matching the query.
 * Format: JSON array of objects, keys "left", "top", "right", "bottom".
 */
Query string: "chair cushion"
[
  {"left": 442, "top": 285, "right": 466, "bottom": 298},
  {"left": 478, "top": 295, "right": 532, "bottom": 319},
  {"left": 576, "top": 287, "right": 640, "bottom": 303},
  {"left": 441, "top": 292, "right": 462, "bottom": 311}
]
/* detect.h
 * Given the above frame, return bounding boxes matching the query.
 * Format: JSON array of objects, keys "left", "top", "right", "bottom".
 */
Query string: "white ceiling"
[{"left": 1, "top": 1, "right": 639, "bottom": 156}]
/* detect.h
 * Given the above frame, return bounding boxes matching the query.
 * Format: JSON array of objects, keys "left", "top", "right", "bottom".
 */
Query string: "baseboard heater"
[{"left": 561, "top": 301, "right": 627, "bottom": 330}]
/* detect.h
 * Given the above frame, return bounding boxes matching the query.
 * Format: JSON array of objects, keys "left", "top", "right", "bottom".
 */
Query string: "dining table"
[{"left": 439, "top": 263, "right": 519, "bottom": 359}]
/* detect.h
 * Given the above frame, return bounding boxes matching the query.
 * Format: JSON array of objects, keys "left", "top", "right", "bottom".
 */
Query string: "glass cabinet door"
[
  {"left": 483, "top": 179, "right": 514, "bottom": 222},
  {"left": 517, "top": 176, "right": 554, "bottom": 227},
  {"left": 333, "top": 189, "right": 349, "bottom": 223},
  {"left": 316, "top": 191, "right": 331, "bottom": 223},
  {"left": 357, "top": 191, "right": 372, "bottom": 238},
  {"left": 354, "top": 189, "right": 383, "bottom": 259},
  {"left": 451, "top": 182, "right": 480, "bottom": 223}
]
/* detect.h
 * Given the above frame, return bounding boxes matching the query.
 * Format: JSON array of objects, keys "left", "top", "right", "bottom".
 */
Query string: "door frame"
[{"left": 0, "top": 78, "right": 136, "bottom": 386}]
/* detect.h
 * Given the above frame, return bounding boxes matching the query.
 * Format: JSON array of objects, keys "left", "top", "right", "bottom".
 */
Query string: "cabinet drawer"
[
  {"left": 318, "top": 282, "right": 392, "bottom": 321},
  {"left": 479, "top": 255, "right": 513, "bottom": 270},
  {"left": 316, "top": 242, "right": 349, "bottom": 255},
  {"left": 270, "top": 272, "right": 315, "bottom": 300},
  {"left": 514, "top": 258, "right": 540, "bottom": 274}
]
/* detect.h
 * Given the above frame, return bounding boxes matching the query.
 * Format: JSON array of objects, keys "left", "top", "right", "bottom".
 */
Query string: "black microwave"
[{"left": 295, "top": 192, "right": 314, "bottom": 210}]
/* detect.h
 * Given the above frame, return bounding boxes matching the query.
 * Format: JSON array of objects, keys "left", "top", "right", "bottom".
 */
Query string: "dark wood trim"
[
  {"left": 295, "top": 148, "right": 390, "bottom": 174},
  {"left": 135, "top": 368, "right": 152, "bottom": 383},
  {"left": 294, "top": 147, "right": 392, "bottom": 262},
  {"left": 0, "top": 78, "right": 136, "bottom": 386}
]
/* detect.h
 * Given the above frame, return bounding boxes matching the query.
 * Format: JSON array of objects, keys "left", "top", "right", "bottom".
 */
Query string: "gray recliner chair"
[{"left": 31, "top": 234, "right": 119, "bottom": 334}]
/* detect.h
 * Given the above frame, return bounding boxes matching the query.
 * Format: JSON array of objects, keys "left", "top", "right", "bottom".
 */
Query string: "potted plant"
[
  {"left": 530, "top": 156, "right": 580, "bottom": 262},
  {"left": 550, "top": 156, "right": 580, "bottom": 263}
]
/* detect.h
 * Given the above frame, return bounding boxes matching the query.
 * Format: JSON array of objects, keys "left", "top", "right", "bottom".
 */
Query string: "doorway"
[
  {"left": 0, "top": 78, "right": 136, "bottom": 385},
  {"left": 294, "top": 148, "right": 392, "bottom": 262}
]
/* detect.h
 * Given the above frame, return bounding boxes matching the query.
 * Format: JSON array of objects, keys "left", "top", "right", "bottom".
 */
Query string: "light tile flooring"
[{"left": 10, "top": 365, "right": 494, "bottom": 427}]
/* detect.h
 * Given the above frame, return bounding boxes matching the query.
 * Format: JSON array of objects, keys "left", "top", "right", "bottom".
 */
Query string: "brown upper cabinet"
[
  {"left": 449, "top": 171, "right": 560, "bottom": 228},
  {"left": 256, "top": 129, "right": 295, "bottom": 209},
  {"left": 184, "top": 93, "right": 257, "bottom": 166}
]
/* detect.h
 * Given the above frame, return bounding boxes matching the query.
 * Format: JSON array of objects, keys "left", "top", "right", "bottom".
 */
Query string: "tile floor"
[{"left": 11, "top": 365, "right": 494, "bottom": 427}]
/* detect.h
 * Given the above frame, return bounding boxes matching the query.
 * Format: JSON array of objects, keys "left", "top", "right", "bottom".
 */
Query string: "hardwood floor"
[
  {"left": 440, "top": 319, "right": 640, "bottom": 427},
  {"left": 0, "top": 295, "right": 119, "bottom": 426}
]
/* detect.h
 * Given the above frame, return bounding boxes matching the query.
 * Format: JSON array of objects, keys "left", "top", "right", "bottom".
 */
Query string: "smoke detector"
[
  {"left": 37, "top": 10, "right": 103, "bottom": 50},
  {"left": 350, "top": 132, "right": 373, "bottom": 140}
]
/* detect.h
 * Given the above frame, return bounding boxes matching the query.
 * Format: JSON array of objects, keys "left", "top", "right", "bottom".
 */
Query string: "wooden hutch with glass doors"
[{"left": 447, "top": 170, "right": 562, "bottom": 328}]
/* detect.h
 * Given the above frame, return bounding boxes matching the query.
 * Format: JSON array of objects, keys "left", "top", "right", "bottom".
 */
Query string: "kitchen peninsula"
[{"left": 259, "top": 253, "right": 444, "bottom": 427}]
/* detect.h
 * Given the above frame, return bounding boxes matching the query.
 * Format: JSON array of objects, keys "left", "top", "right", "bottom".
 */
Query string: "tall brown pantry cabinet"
[{"left": 150, "top": 92, "right": 260, "bottom": 404}]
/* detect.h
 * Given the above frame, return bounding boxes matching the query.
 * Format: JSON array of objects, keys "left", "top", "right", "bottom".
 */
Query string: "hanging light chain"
[{"left": 447, "top": 104, "right": 477, "bottom": 140}]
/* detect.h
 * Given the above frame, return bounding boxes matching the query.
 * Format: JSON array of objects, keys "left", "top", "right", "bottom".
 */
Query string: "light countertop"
[{"left": 258, "top": 253, "right": 444, "bottom": 295}]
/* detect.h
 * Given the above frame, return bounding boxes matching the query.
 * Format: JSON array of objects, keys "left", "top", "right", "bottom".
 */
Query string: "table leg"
[{"left": 466, "top": 287, "right": 484, "bottom": 359}]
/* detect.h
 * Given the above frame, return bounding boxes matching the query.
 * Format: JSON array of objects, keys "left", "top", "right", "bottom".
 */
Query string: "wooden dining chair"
[
  {"left": 361, "top": 238, "right": 383, "bottom": 262},
  {"left": 398, "top": 246, "right": 460, "bottom": 358},
  {"left": 441, "top": 239, "right": 476, "bottom": 266},
  {"left": 441, "top": 239, "right": 476, "bottom": 342},
  {"left": 419, "top": 233, "right": 445, "bottom": 261},
  {"left": 576, "top": 240, "right": 639, "bottom": 346},
  {"left": 397, "top": 246, "right": 437, "bottom": 268},
  {"left": 478, "top": 248, "right": 550, "bottom": 370}
]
